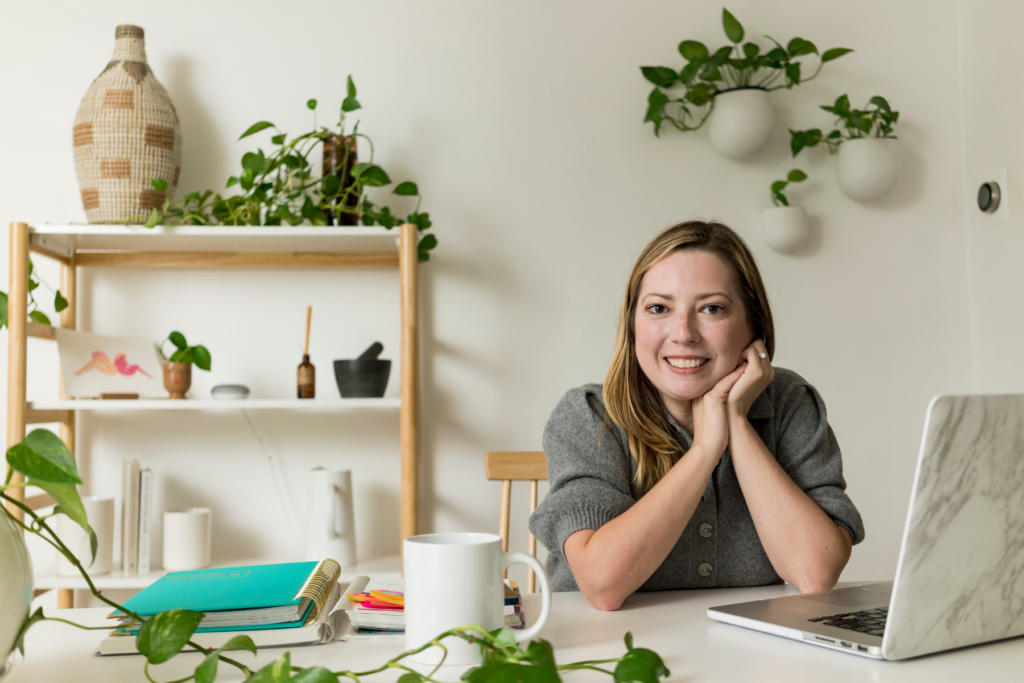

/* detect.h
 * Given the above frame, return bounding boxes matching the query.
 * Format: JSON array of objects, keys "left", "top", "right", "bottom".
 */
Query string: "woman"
[{"left": 529, "top": 221, "right": 864, "bottom": 611}]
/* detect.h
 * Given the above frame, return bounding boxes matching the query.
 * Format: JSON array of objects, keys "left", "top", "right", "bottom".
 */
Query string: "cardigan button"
[
  {"left": 698, "top": 562, "right": 713, "bottom": 577},
  {"left": 699, "top": 523, "right": 713, "bottom": 538}
]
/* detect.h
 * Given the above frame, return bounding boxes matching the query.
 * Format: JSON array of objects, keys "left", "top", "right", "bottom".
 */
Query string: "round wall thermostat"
[{"left": 978, "top": 181, "right": 1001, "bottom": 213}]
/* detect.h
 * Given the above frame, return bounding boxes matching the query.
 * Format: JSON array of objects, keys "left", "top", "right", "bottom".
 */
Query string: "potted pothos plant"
[
  {"left": 1, "top": 431, "right": 672, "bottom": 683},
  {"left": 762, "top": 169, "right": 809, "bottom": 254},
  {"left": 641, "top": 8, "right": 852, "bottom": 160},
  {"left": 789, "top": 94, "right": 900, "bottom": 202},
  {"left": 145, "top": 76, "right": 438, "bottom": 263},
  {"left": 159, "top": 331, "right": 211, "bottom": 399}
]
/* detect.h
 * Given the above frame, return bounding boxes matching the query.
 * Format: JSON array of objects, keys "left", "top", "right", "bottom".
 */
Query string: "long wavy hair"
[{"left": 603, "top": 220, "right": 775, "bottom": 492}]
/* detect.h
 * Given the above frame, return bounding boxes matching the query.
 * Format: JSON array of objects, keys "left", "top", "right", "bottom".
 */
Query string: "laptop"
[{"left": 708, "top": 394, "right": 1024, "bottom": 660}]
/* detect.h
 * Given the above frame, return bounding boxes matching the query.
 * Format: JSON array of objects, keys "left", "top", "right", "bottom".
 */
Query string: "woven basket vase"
[{"left": 73, "top": 25, "right": 181, "bottom": 224}]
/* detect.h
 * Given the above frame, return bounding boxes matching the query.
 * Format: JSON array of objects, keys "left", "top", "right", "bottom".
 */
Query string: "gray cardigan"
[{"left": 528, "top": 367, "right": 865, "bottom": 592}]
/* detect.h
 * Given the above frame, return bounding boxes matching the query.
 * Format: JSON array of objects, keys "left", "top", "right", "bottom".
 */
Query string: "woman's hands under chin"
[
  {"left": 691, "top": 361, "right": 747, "bottom": 458},
  {"left": 726, "top": 339, "right": 775, "bottom": 421}
]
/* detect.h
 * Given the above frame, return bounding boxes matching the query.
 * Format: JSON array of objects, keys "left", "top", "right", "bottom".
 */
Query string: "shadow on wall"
[{"left": 163, "top": 56, "right": 228, "bottom": 197}]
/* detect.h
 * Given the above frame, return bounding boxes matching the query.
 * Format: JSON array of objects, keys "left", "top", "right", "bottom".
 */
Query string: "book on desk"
[{"left": 97, "top": 560, "right": 526, "bottom": 655}]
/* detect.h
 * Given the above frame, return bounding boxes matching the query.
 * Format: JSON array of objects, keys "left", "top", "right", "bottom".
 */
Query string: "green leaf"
[
  {"left": 54, "top": 290, "right": 68, "bottom": 313},
  {"left": 169, "top": 331, "right": 188, "bottom": 350},
  {"left": 640, "top": 66, "right": 677, "bottom": 88},
  {"left": 144, "top": 208, "right": 161, "bottom": 228},
  {"left": 869, "top": 95, "right": 891, "bottom": 112},
  {"left": 463, "top": 664, "right": 560, "bottom": 683},
  {"left": 150, "top": 178, "right": 168, "bottom": 192},
  {"left": 687, "top": 83, "right": 714, "bottom": 106},
  {"left": 307, "top": 99, "right": 317, "bottom": 110},
  {"left": 785, "top": 62, "right": 801, "bottom": 86},
  {"left": 0, "top": 291, "right": 7, "bottom": 330},
  {"left": 393, "top": 181, "right": 419, "bottom": 196},
  {"left": 834, "top": 94, "right": 851, "bottom": 113},
  {"left": 38, "top": 482, "right": 92, "bottom": 554},
  {"left": 347, "top": 75, "right": 357, "bottom": 98},
  {"left": 292, "top": 668, "right": 341, "bottom": 683},
  {"left": 417, "top": 234, "right": 437, "bottom": 261},
  {"left": 226, "top": 176, "right": 239, "bottom": 188},
  {"left": 787, "top": 169, "right": 807, "bottom": 182},
  {"left": 821, "top": 47, "right": 853, "bottom": 63},
  {"left": 773, "top": 192, "right": 789, "bottom": 206},
  {"left": 722, "top": 8, "right": 744, "bottom": 43},
  {"left": 408, "top": 211, "right": 433, "bottom": 232},
  {"left": 341, "top": 96, "right": 362, "bottom": 113},
  {"left": 242, "top": 151, "right": 266, "bottom": 175},
  {"left": 679, "top": 59, "right": 704, "bottom": 85},
  {"left": 28, "top": 311, "right": 50, "bottom": 325},
  {"left": 14, "top": 607, "right": 46, "bottom": 656},
  {"left": 194, "top": 634, "right": 257, "bottom": 683},
  {"left": 355, "top": 164, "right": 391, "bottom": 187},
  {"left": 770, "top": 180, "right": 788, "bottom": 194},
  {"left": 20, "top": 430, "right": 81, "bottom": 482},
  {"left": 191, "top": 345, "right": 211, "bottom": 372},
  {"left": 322, "top": 174, "right": 342, "bottom": 197},
  {"left": 238, "top": 121, "right": 275, "bottom": 140},
  {"left": 169, "top": 347, "right": 192, "bottom": 364},
  {"left": 625, "top": 632, "right": 634, "bottom": 651},
  {"left": 786, "top": 38, "right": 817, "bottom": 57},
  {"left": 522, "top": 640, "right": 557, "bottom": 671},
  {"left": 613, "top": 648, "right": 671, "bottom": 683},
  {"left": 827, "top": 130, "right": 842, "bottom": 139},
  {"left": 764, "top": 47, "right": 787, "bottom": 63},
  {"left": 398, "top": 675, "right": 425, "bottom": 683},
  {"left": 136, "top": 609, "right": 204, "bottom": 664},
  {"left": 677, "top": 40, "right": 708, "bottom": 61},
  {"left": 271, "top": 134, "right": 286, "bottom": 145},
  {"left": 742, "top": 42, "right": 759, "bottom": 58},
  {"left": 27, "top": 278, "right": 39, "bottom": 292},
  {"left": 248, "top": 653, "right": 291, "bottom": 683}
]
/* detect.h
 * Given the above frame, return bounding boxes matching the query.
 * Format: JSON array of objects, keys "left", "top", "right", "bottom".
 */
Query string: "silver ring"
[{"left": 758, "top": 353, "right": 767, "bottom": 360}]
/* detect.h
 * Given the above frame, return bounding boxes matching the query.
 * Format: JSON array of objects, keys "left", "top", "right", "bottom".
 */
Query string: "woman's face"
[{"left": 634, "top": 249, "right": 754, "bottom": 409}]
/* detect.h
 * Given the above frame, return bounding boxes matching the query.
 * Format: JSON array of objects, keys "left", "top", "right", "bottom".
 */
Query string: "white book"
[
  {"left": 137, "top": 468, "right": 153, "bottom": 574},
  {"left": 120, "top": 460, "right": 140, "bottom": 576}
]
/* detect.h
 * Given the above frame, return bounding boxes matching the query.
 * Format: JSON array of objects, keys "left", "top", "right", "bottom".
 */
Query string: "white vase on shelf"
[
  {"left": 761, "top": 206, "right": 808, "bottom": 254},
  {"left": 0, "top": 512, "right": 33, "bottom": 679},
  {"left": 708, "top": 88, "right": 773, "bottom": 160},
  {"left": 836, "top": 137, "right": 899, "bottom": 202}
]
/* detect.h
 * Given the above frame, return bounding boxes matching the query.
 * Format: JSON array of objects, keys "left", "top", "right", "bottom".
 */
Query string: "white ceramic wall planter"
[
  {"left": 762, "top": 206, "right": 808, "bottom": 254},
  {"left": 709, "top": 88, "right": 773, "bottom": 160},
  {"left": 0, "top": 512, "right": 33, "bottom": 678},
  {"left": 836, "top": 137, "right": 899, "bottom": 202}
]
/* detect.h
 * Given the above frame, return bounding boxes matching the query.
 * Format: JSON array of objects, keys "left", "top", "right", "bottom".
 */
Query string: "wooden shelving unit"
[{"left": 5, "top": 221, "right": 420, "bottom": 607}]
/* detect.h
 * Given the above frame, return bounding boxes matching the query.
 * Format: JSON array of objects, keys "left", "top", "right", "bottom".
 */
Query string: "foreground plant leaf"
[
  {"left": 612, "top": 648, "right": 670, "bottom": 683},
  {"left": 195, "top": 635, "right": 257, "bottom": 683},
  {"left": 247, "top": 652, "right": 292, "bottom": 683},
  {"left": 136, "top": 609, "right": 204, "bottom": 664},
  {"left": 463, "top": 663, "right": 561, "bottom": 683}
]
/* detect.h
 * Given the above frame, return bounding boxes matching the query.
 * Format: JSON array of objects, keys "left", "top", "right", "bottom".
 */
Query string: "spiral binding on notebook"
[{"left": 294, "top": 558, "right": 342, "bottom": 625}]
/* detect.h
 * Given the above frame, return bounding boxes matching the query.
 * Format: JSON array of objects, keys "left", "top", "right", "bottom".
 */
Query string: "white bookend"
[
  {"left": 137, "top": 468, "right": 153, "bottom": 574},
  {"left": 121, "top": 459, "right": 140, "bottom": 576}
]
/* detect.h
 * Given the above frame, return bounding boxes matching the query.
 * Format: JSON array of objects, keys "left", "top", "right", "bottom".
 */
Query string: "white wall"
[{"left": 1, "top": 0, "right": 976, "bottom": 586}]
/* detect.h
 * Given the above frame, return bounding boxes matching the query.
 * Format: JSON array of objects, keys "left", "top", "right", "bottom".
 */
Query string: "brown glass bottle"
[{"left": 297, "top": 354, "right": 315, "bottom": 398}]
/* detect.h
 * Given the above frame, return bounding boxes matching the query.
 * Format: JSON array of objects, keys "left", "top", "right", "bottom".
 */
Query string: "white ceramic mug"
[
  {"left": 57, "top": 496, "right": 114, "bottom": 576},
  {"left": 404, "top": 532, "right": 552, "bottom": 666},
  {"left": 162, "top": 508, "right": 212, "bottom": 571},
  {"left": 305, "top": 467, "right": 357, "bottom": 566}
]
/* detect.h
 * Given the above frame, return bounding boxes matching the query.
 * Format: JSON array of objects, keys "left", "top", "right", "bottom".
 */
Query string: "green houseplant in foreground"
[
  {"left": 640, "top": 8, "right": 852, "bottom": 137},
  {"left": 1, "top": 432, "right": 671, "bottom": 683},
  {"left": 145, "top": 76, "right": 438, "bottom": 263}
]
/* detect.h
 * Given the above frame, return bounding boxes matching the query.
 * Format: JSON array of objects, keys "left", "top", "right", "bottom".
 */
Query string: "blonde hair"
[{"left": 603, "top": 220, "right": 775, "bottom": 492}]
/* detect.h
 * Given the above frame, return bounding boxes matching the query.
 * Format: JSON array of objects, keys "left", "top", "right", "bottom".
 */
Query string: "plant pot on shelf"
[
  {"left": 162, "top": 362, "right": 192, "bottom": 399},
  {"left": 0, "top": 512, "right": 33, "bottom": 678},
  {"left": 708, "top": 88, "right": 773, "bottom": 160},
  {"left": 761, "top": 206, "right": 808, "bottom": 254},
  {"left": 836, "top": 137, "right": 899, "bottom": 202}
]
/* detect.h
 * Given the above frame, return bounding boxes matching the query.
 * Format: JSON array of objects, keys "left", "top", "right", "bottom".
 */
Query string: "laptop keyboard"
[{"left": 808, "top": 607, "right": 888, "bottom": 637}]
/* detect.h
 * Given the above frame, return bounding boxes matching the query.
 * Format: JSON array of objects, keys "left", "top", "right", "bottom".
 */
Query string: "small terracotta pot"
[{"left": 162, "top": 362, "right": 192, "bottom": 399}]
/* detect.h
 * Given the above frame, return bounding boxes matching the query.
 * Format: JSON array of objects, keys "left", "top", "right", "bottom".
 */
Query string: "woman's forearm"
[
  {"left": 563, "top": 444, "right": 720, "bottom": 610},
  {"left": 727, "top": 416, "right": 852, "bottom": 593}
]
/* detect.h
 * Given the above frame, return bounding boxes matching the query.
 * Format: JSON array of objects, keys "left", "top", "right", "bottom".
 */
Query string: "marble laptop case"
[{"left": 709, "top": 394, "right": 1024, "bottom": 660}]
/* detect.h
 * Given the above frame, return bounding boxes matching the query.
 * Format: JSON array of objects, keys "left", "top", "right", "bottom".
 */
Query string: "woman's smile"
[{"left": 665, "top": 356, "right": 710, "bottom": 372}]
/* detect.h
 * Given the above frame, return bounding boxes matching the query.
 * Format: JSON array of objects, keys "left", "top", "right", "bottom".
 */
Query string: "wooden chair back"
[{"left": 484, "top": 451, "right": 548, "bottom": 593}]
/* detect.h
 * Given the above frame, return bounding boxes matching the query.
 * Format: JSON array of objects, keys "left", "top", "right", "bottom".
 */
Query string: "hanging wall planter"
[
  {"left": 836, "top": 137, "right": 899, "bottom": 202},
  {"left": 639, "top": 8, "right": 851, "bottom": 159},
  {"left": 708, "top": 88, "right": 773, "bottom": 160},
  {"left": 763, "top": 169, "right": 809, "bottom": 254}
]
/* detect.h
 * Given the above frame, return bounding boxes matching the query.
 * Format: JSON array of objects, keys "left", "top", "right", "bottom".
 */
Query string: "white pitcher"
[{"left": 305, "top": 467, "right": 357, "bottom": 567}]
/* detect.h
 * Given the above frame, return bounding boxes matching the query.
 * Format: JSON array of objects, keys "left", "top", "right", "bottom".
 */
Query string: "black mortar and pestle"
[{"left": 334, "top": 342, "right": 391, "bottom": 398}]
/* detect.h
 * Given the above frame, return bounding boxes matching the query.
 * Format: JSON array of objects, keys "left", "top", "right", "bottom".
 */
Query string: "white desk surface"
[{"left": 8, "top": 583, "right": 1024, "bottom": 682}]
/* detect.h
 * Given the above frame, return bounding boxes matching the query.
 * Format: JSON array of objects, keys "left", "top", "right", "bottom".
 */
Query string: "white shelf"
[
  {"left": 33, "top": 554, "right": 402, "bottom": 591},
  {"left": 29, "top": 224, "right": 401, "bottom": 256},
  {"left": 28, "top": 398, "right": 400, "bottom": 412}
]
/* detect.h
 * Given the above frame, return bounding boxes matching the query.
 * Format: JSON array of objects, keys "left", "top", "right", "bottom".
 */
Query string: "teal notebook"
[{"left": 109, "top": 559, "right": 342, "bottom": 633}]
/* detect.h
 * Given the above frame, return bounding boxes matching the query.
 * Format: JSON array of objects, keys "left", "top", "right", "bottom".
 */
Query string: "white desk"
[{"left": 8, "top": 584, "right": 1024, "bottom": 682}]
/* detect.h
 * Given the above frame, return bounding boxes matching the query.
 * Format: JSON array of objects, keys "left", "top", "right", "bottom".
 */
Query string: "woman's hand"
[
  {"left": 726, "top": 339, "right": 775, "bottom": 421},
  {"left": 691, "top": 362, "right": 747, "bottom": 457}
]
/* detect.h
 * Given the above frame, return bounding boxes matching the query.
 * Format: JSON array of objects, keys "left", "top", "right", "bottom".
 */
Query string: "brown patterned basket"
[{"left": 73, "top": 25, "right": 181, "bottom": 224}]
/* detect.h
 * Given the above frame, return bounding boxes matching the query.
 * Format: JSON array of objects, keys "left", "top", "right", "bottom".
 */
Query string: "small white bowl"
[{"left": 211, "top": 384, "right": 250, "bottom": 400}]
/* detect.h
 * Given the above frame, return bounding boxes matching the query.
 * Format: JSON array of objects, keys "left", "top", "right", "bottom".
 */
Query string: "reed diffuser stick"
[{"left": 304, "top": 306, "right": 312, "bottom": 355}]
